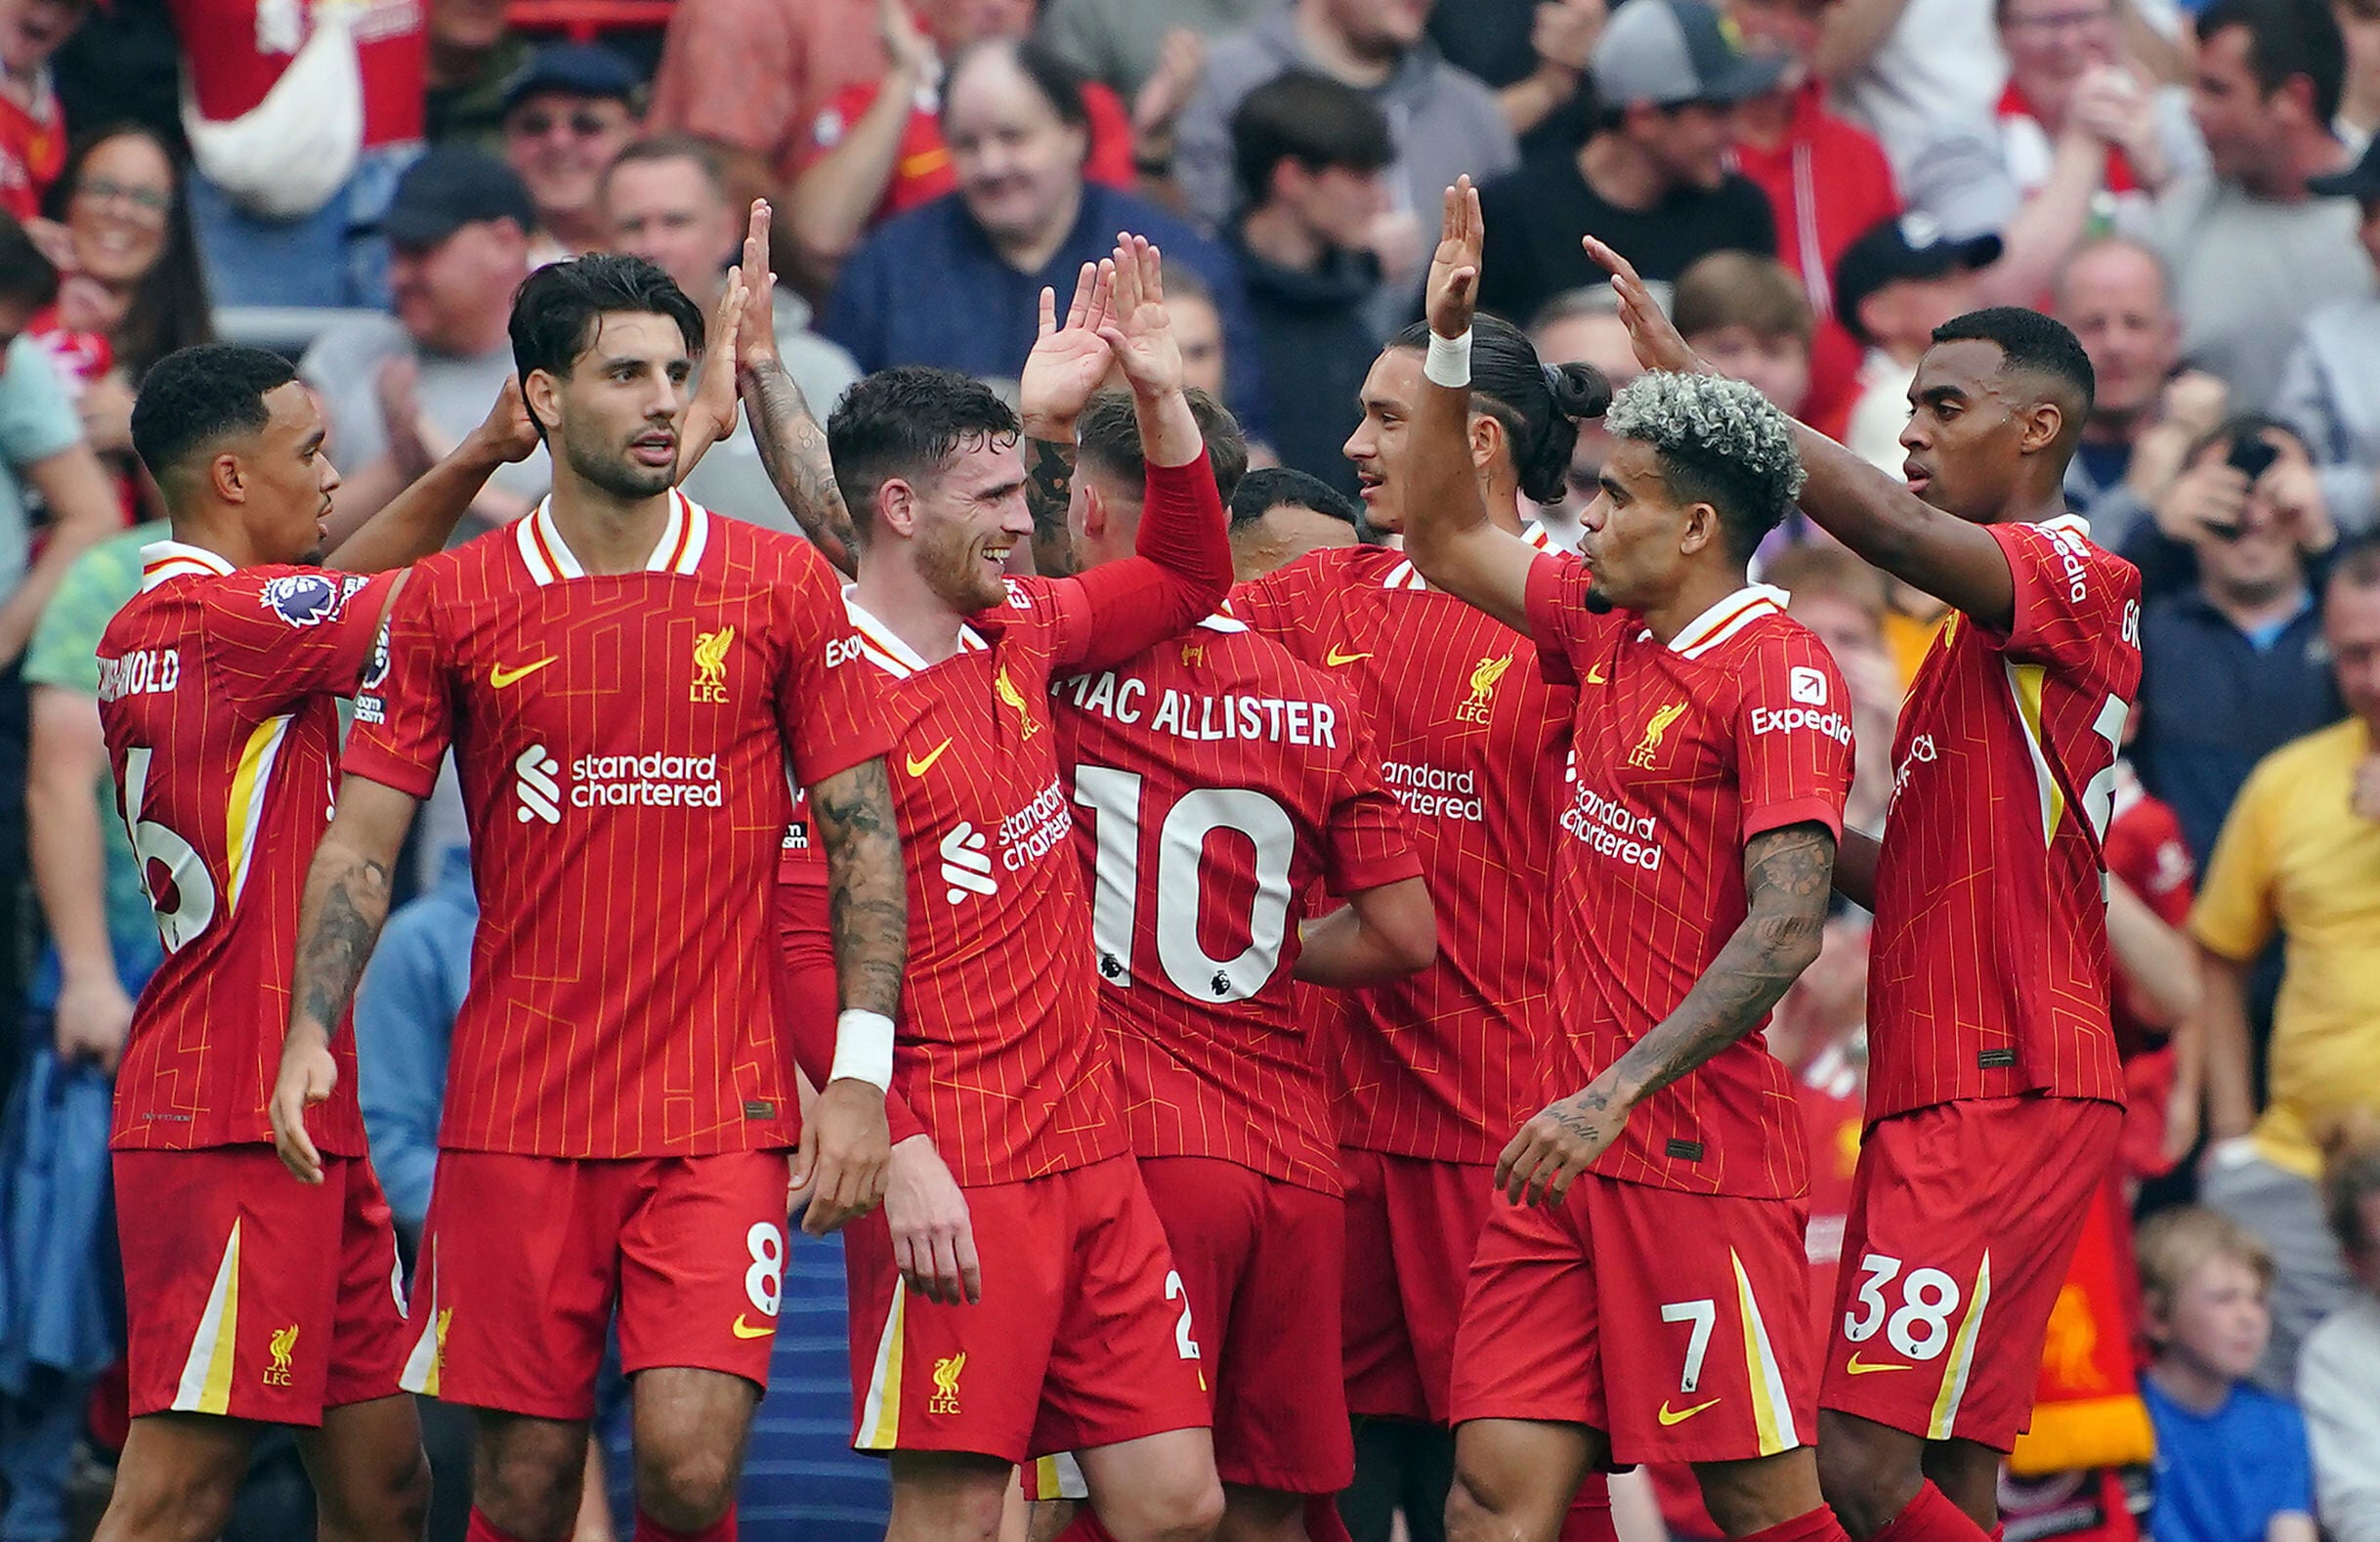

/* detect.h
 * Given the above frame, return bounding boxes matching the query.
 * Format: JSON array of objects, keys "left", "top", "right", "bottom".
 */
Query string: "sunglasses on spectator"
[
  {"left": 74, "top": 177, "right": 171, "bottom": 215},
  {"left": 510, "top": 109, "right": 616, "bottom": 139}
]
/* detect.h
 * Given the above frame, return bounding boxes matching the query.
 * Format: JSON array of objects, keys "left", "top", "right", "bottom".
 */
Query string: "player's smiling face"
[
  {"left": 1345, "top": 348, "right": 1424, "bottom": 535},
  {"left": 543, "top": 312, "right": 691, "bottom": 502},
  {"left": 1900, "top": 339, "right": 2029, "bottom": 522},
  {"left": 906, "top": 436, "right": 1031, "bottom": 614},
  {"left": 249, "top": 380, "right": 341, "bottom": 565}
]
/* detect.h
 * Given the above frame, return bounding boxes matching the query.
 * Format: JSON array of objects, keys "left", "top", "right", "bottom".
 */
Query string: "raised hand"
[
  {"left": 1019, "top": 258, "right": 1117, "bottom": 438},
  {"left": 1095, "top": 233, "right": 1183, "bottom": 402},
  {"left": 1581, "top": 233, "right": 1702, "bottom": 376},
  {"left": 735, "top": 198, "right": 781, "bottom": 372},
  {"left": 676, "top": 256, "right": 747, "bottom": 481},
  {"left": 467, "top": 374, "right": 541, "bottom": 465},
  {"left": 1425, "top": 178, "right": 1484, "bottom": 342}
]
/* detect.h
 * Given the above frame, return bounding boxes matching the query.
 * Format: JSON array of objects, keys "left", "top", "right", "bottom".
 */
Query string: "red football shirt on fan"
[
  {"left": 1526, "top": 566, "right": 1853, "bottom": 1198},
  {"left": 1867, "top": 515, "right": 2143, "bottom": 1121},
  {"left": 344, "top": 495, "right": 889, "bottom": 1158},
  {"left": 1231, "top": 529, "right": 1574, "bottom": 1166},
  {"left": 805, "top": 76, "right": 1137, "bottom": 222},
  {"left": 2104, "top": 762, "right": 2194, "bottom": 1176},
  {"left": 170, "top": 0, "right": 425, "bottom": 148},
  {"left": 778, "top": 452, "right": 1237, "bottom": 1187},
  {"left": 1051, "top": 615, "right": 1422, "bottom": 1194},
  {"left": 97, "top": 542, "right": 392, "bottom": 1153},
  {"left": 0, "top": 80, "right": 64, "bottom": 222}
]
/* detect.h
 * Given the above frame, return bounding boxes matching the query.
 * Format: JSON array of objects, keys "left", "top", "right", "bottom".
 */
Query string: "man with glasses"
[{"left": 499, "top": 41, "right": 642, "bottom": 264}]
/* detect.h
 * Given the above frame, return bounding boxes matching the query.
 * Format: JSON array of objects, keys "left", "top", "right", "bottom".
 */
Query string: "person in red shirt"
[
  {"left": 280, "top": 255, "right": 910, "bottom": 1542},
  {"left": 0, "top": 0, "right": 79, "bottom": 224},
  {"left": 90, "top": 342, "right": 534, "bottom": 1542},
  {"left": 1050, "top": 384, "right": 1437, "bottom": 1542},
  {"left": 756, "top": 238, "right": 1236, "bottom": 1542},
  {"left": 1591, "top": 218, "right": 2143, "bottom": 1542},
  {"left": 1402, "top": 183, "right": 1855, "bottom": 1542}
]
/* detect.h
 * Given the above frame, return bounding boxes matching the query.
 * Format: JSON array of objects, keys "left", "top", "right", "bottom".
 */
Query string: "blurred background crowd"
[{"left": 3, "top": 0, "right": 2380, "bottom": 1538}]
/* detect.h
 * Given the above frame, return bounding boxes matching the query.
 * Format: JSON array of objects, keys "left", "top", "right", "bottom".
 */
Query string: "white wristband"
[
  {"left": 1424, "top": 327, "right": 1472, "bottom": 388},
  {"left": 829, "top": 1008, "right": 896, "bottom": 1092}
]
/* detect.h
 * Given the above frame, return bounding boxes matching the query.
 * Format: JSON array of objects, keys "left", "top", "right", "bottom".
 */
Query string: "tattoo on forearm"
[
  {"left": 1611, "top": 824, "right": 1835, "bottom": 1103},
  {"left": 744, "top": 362, "right": 860, "bottom": 578},
  {"left": 1025, "top": 437, "right": 1079, "bottom": 578},
  {"left": 293, "top": 851, "right": 394, "bottom": 1033},
  {"left": 813, "top": 757, "right": 909, "bottom": 1019}
]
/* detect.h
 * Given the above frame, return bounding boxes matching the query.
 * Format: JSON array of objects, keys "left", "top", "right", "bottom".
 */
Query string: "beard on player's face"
[
  {"left": 914, "top": 506, "right": 1011, "bottom": 614},
  {"left": 559, "top": 408, "right": 678, "bottom": 502}
]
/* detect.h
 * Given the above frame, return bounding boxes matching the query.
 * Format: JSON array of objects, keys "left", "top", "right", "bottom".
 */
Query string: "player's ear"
[
  {"left": 1079, "top": 483, "right": 1109, "bottom": 542},
  {"left": 1679, "top": 500, "right": 1720, "bottom": 559},
  {"left": 210, "top": 450, "right": 246, "bottom": 505},
  {"left": 2019, "top": 400, "right": 2064, "bottom": 456},
  {"left": 1467, "top": 410, "right": 1501, "bottom": 476},
  {"left": 878, "top": 477, "right": 920, "bottom": 537},
  {"left": 523, "top": 367, "right": 564, "bottom": 440}
]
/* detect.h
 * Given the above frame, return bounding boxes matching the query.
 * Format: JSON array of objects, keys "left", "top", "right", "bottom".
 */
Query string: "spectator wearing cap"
[
  {"left": 1834, "top": 214, "right": 2001, "bottom": 476},
  {"left": 171, "top": 0, "right": 428, "bottom": 308},
  {"left": 1173, "top": 0, "right": 1517, "bottom": 299},
  {"left": 423, "top": 0, "right": 530, "bottom": 150},
  {"left": 1723, "top": 0, "right": 1901, "bottom": 440},
  {"left": 786, "top": 0, "right": 1138, "bottom": 288},
  {"left": 823, "top": 38, "right": 1269, "bottom": 434},
  {"left": 502, "top": 42, "right": 642, "bottom": 265},
  {"left": 1227, "top": 71, "right": 1392, "bottom": 498},
  {"left": 298, "top": 145, "right": 547, "bottom": 531},
  {"left": 603, "top": 133, "right": 862, "bottom": 535},
  {"left": 2274, "top": 134, "right": 2380, "bottom": 535},
  {"left": 1474, "top": 0, "right": 1779, "bottom": 329},
  {"left": 1228, "top": 464, "right": 1370, "bottom": 579},
  {"left": 2151, "top": 0, "right": 2374, "bottom": 414}
]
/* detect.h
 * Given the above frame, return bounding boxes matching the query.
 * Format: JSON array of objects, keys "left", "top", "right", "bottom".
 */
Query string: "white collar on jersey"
[
  {"left": 1649, "top": 583, "right": 1792, "bottom": 660},
  {"left": 514, "top": 491, "right": 710, "bottom": 584},
  {"left": 1381, "top": 520, "right": 1556, "bottom": 591},
  {"left": 840, "top": 586, "right": 991, "bottom": 679},
  {"left": 140, "top": 538, "right": 237, "bottom": 590},
  {"left": 1196, "top": 613, "right": 1246, "bottom": 634}
]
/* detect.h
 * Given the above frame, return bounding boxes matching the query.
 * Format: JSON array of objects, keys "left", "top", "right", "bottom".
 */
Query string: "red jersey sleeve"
[
  {"left": 206, "top": 567, "right": 395, "bottom": 709},
  {"left": 1979, "top": 519, "right": 2142, "bottom": 678},
  {"left": 1523, "top": 550, "right": 1623, "bottom": 686},
  {"left": 1733, "top": 627, "right": 1855, "bottom": 844},
  {"left": 1000, "top": 450, "right": 1233, "bottom": 670},
  {"left": 342, "top": 566, "right": 449, "bottom": 799},
  {"left": 775, "top": 541, "right": 895, "bottom": 787},
  {"left": 1324, "top": 708, "right": 1425, "bottom": 895}
]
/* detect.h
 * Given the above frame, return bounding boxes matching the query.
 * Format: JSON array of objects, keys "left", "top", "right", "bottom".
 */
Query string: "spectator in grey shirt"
[
  {"left": 2298, "top": 1129, "right": 2380, "bottom": 1542},
  {"left": 2274, "top": 133, "right": 2380, "bottom": 535},
  {"left": 1172, "top": 0, "right": 1515, "bottom": 303},
  {"left": 2149, "top": 0, "right": 2373, "bottom": 415}
]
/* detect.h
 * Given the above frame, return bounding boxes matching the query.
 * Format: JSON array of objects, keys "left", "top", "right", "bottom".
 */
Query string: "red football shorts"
[
  {"left": 116, "top": 1147, "right": 406, "bottom": 1426},
  {"left": 1339, "top": 1148, "right": 1497, "bottom": 1424},
  {"left": 1451, "top": 1176, "right": 1816, "bottom": 1466},
  {"left": 845, "top": 1155, "right": 1211, "bottom": 1463},
  {"left": 1821, "top": 1095, "right": 2122, "bottom": 1451},
  {"left": 1136, "top": 1155, "right": 1353, "bottom": 1494},
  {"left": 399, "top": 1149, "right": 789, "bottom": 1419}
]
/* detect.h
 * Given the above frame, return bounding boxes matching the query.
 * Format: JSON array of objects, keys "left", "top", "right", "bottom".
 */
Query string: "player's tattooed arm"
[
  {"left": 276, "top": 777, "right": 420, "bottom": 1184},
  {"left": 1025, "top": 435, "right": 1081, "bottom": 578},
  {"left": 743, "top": 360, "right": 861, "bottom": 578},
  {"left": 1498, "top": 822, "right": 1835, "bottom": 1206},
  {"left": 808, "top": 756, "right": 908, "bottom": 1018}
]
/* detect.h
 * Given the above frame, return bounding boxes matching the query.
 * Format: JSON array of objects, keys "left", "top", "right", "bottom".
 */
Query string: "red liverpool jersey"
[
  {"left": 1051, "top": 614, "right": 1423, "bottom": 1193},
  {"left": 98, "top": 542, "right": 392, "bottom": 1153},
  {"left": 1231, "top": 531, "right": 1574, "bottom": 1164},
  {"left": 0, "top": 81, "right": 64, "bottom": 222},
  {"left": 1527, "top": 564, "right": 1854, "bottom": 1198},
  {"left": 1867, "top": 515, "right": 2143, "bottom": 1120},
  {"left": 343, "top": 494, "right": 890, "bottom": 1159}
]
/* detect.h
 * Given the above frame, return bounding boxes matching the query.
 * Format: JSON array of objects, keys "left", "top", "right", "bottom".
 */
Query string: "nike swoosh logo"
[
  {"left": 1586, "top": 664, "right": 1608, "bottom": 684},
  {"left": 731, "top": 1314, "right": 773, "bottom": 1340},
  {"left": 1845, "top": 1352, "right": 1911, "bottom": 1375},
  {"left": 905, "top": 738, "right": 953, "bottom": 777},
  {"left": 1324, "top": 645, "right": 1373, "bottom": 667},
  {"left": 1658, "top": 1396, "right": 1721, "bottom": 1426},
  {"left": 490, "top": 657, "right": 556, "bottom": 690}
]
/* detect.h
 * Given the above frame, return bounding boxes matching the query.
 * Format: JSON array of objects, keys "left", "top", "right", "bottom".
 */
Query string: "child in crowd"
[{"left": 2137, "top": 1208, "right": 2317, "bottom": 1542}]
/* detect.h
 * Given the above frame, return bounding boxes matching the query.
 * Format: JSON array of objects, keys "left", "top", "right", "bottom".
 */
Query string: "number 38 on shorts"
[{"left": 1839, "top": 1253, "right": 1976, "bottom": 1365}]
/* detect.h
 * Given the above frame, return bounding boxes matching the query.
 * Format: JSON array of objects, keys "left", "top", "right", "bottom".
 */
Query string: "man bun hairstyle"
[
  {"left": 132, "top": 342, "right": 301, "bottom": 487},
  {"left": 1392, "top": 314, "right": 1612, "bottom": 504},
  {"left": 1603, "top": 371, "right": 1806, "bottom": 562},
  {"left": 1075, "top": 387, "right": 1250, "bottom": 507},
  {"left": 827, "top": 366, "right": 1021, "bottom": 543}
]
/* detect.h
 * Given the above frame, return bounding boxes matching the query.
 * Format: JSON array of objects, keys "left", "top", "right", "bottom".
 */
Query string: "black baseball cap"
[
  {"left": 375, "top": 146, "right": 537, "bottom": 250},
  {"left": 2309, "top": 134, "right": 2380, "bottom": 202},
  {"left": 1590, "top": 0, "right": 1788, "bottom": 108},
  {"left": 1833, "top": 214, "right": 2005, "bottom": 343},
  {"left": 501, "top": 42, "right": 643, "bottom": 117}
]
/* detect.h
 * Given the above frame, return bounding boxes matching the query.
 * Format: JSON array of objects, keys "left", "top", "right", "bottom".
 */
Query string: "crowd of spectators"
[{"left": 0, "top": 0, "right": 2378, "bottom": 1538}]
